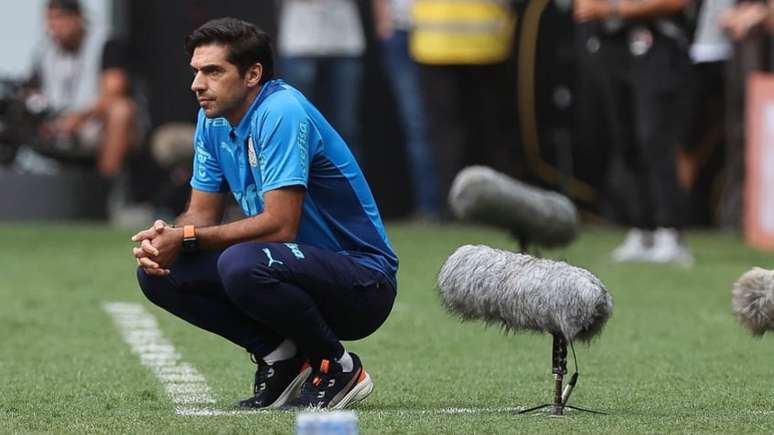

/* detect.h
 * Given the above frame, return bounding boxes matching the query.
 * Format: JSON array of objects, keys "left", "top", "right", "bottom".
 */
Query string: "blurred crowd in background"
[{"left": 1, "top": 0, "right": 773, "bottom": 258}]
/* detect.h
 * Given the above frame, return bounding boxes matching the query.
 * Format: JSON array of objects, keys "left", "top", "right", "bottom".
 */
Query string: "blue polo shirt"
[{"left": 190, "top": 80, "right": 398, "bottom": 287}]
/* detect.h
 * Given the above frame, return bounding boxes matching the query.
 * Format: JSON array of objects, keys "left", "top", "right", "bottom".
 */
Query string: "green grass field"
[{"left": 1, "top": 222, "right": 773, "bottom": 434}]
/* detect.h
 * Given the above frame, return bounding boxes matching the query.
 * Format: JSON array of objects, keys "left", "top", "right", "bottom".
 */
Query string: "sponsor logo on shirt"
[
  {"left": 195, "top": 141, "right": 211, "bottom": 181},
  {"left": 298, "top": 120, "right": 309, "bottom": 178},
  {"left": 247, "top": 135, "right": 258, "bottom": 167}
]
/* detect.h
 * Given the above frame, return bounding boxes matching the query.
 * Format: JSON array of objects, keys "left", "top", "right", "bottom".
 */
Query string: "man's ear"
[{"left": 246, "top": 63, "right": 263, "bottom": 87}]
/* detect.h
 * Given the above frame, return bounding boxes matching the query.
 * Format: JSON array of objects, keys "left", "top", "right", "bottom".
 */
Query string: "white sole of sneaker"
[
  {"left": 269, "top": 366, "right": 312, "bottom": 409},
  {"left": 330, "top": 372, "right": 374, "bottom": 410}
]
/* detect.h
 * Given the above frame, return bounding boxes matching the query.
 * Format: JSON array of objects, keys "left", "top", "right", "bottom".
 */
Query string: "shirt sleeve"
[
  {"left": 190, "top": 110, "right": 227, "bottom": 192},
  {"left": 256, "top": 98, "right": 316, "bottom": 193}
]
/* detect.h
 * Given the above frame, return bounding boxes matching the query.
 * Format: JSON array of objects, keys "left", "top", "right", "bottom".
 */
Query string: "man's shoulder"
[{"left": 254, "top": 83, "right": 308, "bottom": 121}]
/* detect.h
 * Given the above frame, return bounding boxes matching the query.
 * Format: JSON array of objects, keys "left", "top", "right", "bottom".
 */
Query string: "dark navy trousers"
[{"left": 136, "top": 242, "right": 395, "bottom": 363}]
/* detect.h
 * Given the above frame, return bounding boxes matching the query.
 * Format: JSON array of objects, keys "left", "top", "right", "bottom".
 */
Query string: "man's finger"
[
  {"left": 131, "top": 228, "right": 156, "bottom": 242},
  {"left": 154, "top": 219, "right": 167, "bottom": 231},
  {"left": 142, "top": 267, "right": 167, "bottom": 276},
  {"left": 141, "top": 239, "right": 159, "bottom": 256},
  {"left": 138, "top": 257, "right": 160, "bottom": 269}
]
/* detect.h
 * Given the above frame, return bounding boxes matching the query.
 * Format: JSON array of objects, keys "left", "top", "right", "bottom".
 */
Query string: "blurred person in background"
[
  {"left": 28, "top": 0, "right": 138, "bottom": 179},
  {"left": 410, "top": 0, "right": 519, "bottom": 218},
  {"left": 372, "top": 0, "right": 441, "bottom": 221},
  {"left": 676, "top": 0, "right": 733, "bottom": 226},
  {"left": 718, "top": 0, "right": 774, "bottom": 228},
  {"left": 574, "top": 0, "right": 694, "bottom": 265},
  {"left": 717, "top": 0, "right": 774, "bottom": 229},
  {"left": 275, "top": 0, "right": 366, "bottom": 160}
]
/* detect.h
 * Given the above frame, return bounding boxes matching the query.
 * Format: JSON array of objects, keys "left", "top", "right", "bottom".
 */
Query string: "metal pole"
[
  {"left": 551, "top": 334, "right": 568, "bottom": 416},
  {"left": 552, "top": 373, "right": 564, "bottom": 415}
]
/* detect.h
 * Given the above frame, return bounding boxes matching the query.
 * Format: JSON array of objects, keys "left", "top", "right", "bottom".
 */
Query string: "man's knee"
[
  {"left": 217, "top": 243, "right": 276, "bottom": 302},
  {"left": 136, "top": 267, "right": 172, "bottom": 305}
]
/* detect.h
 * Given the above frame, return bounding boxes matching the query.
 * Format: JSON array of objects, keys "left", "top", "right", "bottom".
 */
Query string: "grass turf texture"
[{"left": 1, "top": 222, "right": 773, "bottom": 434}]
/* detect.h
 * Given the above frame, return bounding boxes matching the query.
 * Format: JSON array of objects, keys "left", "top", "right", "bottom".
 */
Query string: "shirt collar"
[{"left": 229, "top": 79, "right": 284, "bottom": 142}]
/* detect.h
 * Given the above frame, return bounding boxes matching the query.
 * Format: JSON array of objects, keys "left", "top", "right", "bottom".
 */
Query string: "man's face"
[
  {"left": 46, "top": 7, "right": 84, "bottom": 50},
  {"left": 190, "top": 44, "right": 249, "bottom": 121}
]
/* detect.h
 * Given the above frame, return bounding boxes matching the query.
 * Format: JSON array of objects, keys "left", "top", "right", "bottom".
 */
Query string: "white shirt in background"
[
  {"left": 690, "top": 0, "right": 734, "bottom": 63},
  {"left": 278, "top": 0, "right": 366, "bottom": 57},
  {"left": 389, "top": 0, "right": 413, "bottom": 31}
]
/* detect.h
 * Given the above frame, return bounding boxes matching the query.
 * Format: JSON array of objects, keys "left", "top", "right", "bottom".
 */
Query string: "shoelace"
[
  {"left": 251, "top": 359, "right": 275, "bottom": 395},
  {"left": 296, "top": 373, "right": 332, "bottom": 402},
  {"left": 297, "top": 361, "right": 337, "bottom": 403}
]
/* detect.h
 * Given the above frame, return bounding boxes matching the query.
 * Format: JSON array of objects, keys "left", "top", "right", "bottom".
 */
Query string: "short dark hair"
[
  {"left": 185, "top": 17, "right": 274, "bottom": 84},
  {"left": 47, "top": 0, "right": 81, "bottom": 14}
]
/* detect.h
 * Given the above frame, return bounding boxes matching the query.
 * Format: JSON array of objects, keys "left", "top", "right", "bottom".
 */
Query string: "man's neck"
[{"left": 226, "top": 85, "right": 262, "bottom": 127}]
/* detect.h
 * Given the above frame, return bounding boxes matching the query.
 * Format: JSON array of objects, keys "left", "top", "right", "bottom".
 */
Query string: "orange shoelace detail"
[{"left": 311, "top": 359, "right": 331, "bottom": 386}]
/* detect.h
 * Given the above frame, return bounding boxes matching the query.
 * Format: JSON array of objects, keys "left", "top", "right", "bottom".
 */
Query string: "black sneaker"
[
  {"left": 282, "top": 352, "right": 373, "bottom": 410},
  {"left": 238, "top": 354, "right": 311, "bottom": 409}
]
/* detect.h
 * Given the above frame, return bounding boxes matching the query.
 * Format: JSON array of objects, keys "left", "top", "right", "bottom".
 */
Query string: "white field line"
[
  {"left": 174, "top": 406, "right": 526, "bottom": 417},
  {"left": 102, "top": 302, "right": 216, "bottom": 408}
]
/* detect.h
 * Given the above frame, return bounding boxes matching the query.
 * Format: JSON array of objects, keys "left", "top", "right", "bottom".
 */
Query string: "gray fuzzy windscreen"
[
  {"left": 732, "top": 267, "right": 774, "bottom": 336},
  {"left": 437, "top": 244, "right": 613, "bottom": 342},
  {"left": 448, "top": 166, "right": 578, "bottom": 247}
]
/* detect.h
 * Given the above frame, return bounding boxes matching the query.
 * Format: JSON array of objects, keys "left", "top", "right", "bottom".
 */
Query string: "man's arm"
[
  {"left": 176, "top": 189, "right": 227, "bottom": 227},
  {"left": 195, "top": 186, "right": 305, "bottom": 249},
  {"left": 575, "top": 0, "right": 689, "bottom": 22},
  {"left": 720, "top": 0, "right": 774, "bottom": 41},
  {"left": 616, "top": 0, "right": 689, "bottom": 20},
  {"left": 132, "top": 188, "right": 224, "bottom": 272},
  {"left": 133, "top": 186, "right": 304, "bottom": 273},
  {"left": 372, "top": 0, "right": 393, "bottom": 40}
]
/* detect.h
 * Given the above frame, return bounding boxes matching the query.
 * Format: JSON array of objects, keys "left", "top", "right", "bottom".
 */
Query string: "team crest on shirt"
[{"left": 247, "top": 135, "right": 258, "bottom": 167}]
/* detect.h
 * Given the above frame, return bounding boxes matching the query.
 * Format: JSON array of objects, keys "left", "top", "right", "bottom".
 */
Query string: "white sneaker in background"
[
  {"left": 611, "top": 228, "right": 650, "bottom": 262},
  {"left": 644, "top": 227, "right": 694, "bottom": 266}
]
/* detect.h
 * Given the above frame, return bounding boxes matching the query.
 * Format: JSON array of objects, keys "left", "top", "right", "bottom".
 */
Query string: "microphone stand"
[
  {"left": 518, "top": 334, "right": 605, "bottom": 416},
  {"left": 514, "top": 233, "right": 540, "bottom": 257},
  {"left": 516, "top": 234, "right": 531, "bottom": 254},
  {"left": 506, "top": 236, "right": 603, "bottom": 416}
]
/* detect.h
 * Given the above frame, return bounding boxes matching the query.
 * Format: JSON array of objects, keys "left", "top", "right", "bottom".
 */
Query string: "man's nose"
[{"left": 191, "top": 72, "right": 205, "bottom": 93}]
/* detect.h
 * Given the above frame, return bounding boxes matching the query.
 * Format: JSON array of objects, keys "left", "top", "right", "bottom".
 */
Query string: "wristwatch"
[{"left": 182, "top": 225, "right": 199, "bottom": 254}]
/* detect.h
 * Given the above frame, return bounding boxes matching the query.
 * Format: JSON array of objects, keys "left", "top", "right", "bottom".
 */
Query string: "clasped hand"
[{"left": 131, "top": 219, "right": 183, "bottom": 276}]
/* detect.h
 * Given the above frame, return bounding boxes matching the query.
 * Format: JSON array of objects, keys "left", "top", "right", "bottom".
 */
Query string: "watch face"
[{"left": 183, "top": 237, "right": 198, "bottom": 253}]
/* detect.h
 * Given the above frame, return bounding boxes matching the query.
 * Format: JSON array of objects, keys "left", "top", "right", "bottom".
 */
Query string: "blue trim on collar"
[{"left": 230, "top": 79, "right": 286, "bottom": 141}]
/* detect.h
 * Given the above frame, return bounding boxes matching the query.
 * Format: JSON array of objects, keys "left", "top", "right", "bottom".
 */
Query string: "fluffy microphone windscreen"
[
  {"left": 448, "top": 166, "right": 578, "bottom": 248},
  {"left": 732, "top": 267, "right": 774, "bottom": 336},
  {"left": 437, "top": 244, "right": 613, "bottom": 342}
]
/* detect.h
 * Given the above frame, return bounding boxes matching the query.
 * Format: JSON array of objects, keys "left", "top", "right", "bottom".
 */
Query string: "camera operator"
[{"left": 28, "top": 0, "right": 137, "bottom": 178}]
